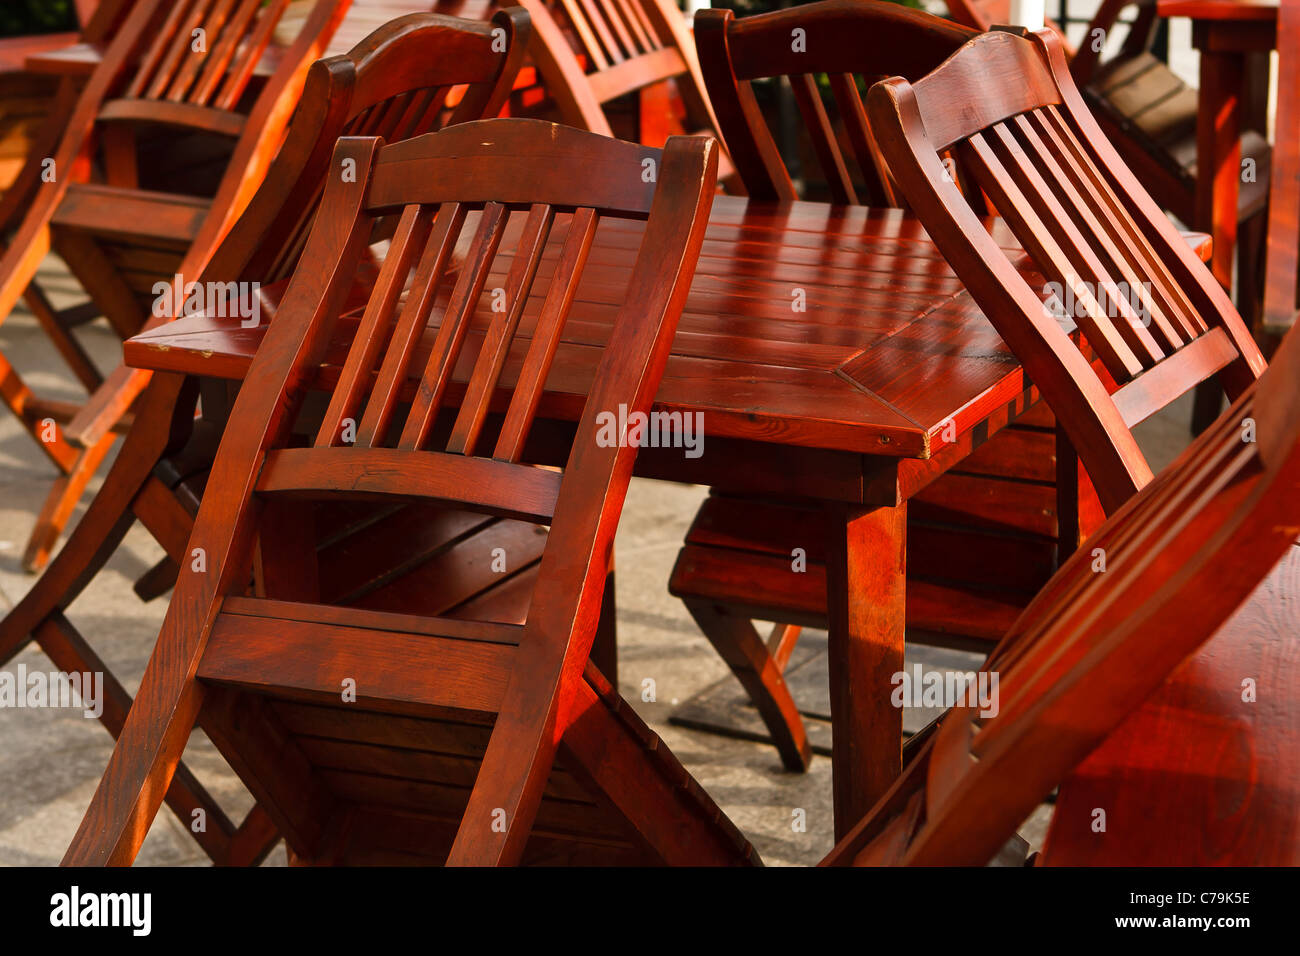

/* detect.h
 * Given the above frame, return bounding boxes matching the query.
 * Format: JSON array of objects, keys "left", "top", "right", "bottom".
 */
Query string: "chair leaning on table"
[
  {"left": 669, "top": 8, "right": 1268, "bottom": 775},
  {"left": 0, "top": 0, "right": 353, "bottom": 572},
  {"left": 0, "top": 9, "right": 532, "bottom": 867},
  {"left": 822, "top": 302, "right": 1300, "bottom": 865},
  {"left": 62, "top": 118, "right": 760, "bottom": 867},
  {"left": 668, "top": 0, "right": 1074, "bottom": 775}
]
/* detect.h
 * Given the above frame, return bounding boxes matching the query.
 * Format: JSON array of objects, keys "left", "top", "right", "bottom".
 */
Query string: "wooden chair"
[
  {"left": 867, "top": 26, "right": 1265, "bottom": 513},
  {"left": 0, "top": 0, "right": 353, "bottom": 573},
  {"left": 668, "top": 0, "right": 1051, "bottom": 774},
  {"left": 1256, "top": 0, "right": 1300, "bottom": 338},
  {"left": 517, "top": 0, "right": 732, "bottom": 178},
  {"left": 61, "top": 118, "right": 756, "bottom": 867},
  {"left": 823, "top": 317, "right": 1300, "bottom": 866},
  {"left": 0, "top": 8, "right": 531, "bottom": 867},
  {"left": 946, "top": 0, "right": 1270, "bottom": 230},
  {"left": 693, "top": 0, "right": 976, "bottom": 205}
]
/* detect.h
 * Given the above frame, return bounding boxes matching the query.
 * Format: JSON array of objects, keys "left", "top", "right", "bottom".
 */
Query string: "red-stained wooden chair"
[
  {"left": 693, "top": 0, "right": 976, "bottom": 206},
  {"left": 0, "top": 9, "right": 531, "bottom": 867},
  {"left": 822, "top": 318, "right": 1300, "bottom": 866},
  {"left": 0, "top": 0, "right": 353, "bottom": 573},
  {"left": 517, "top": 0, "right": 733, "bottom": 180},
  {"left": 667, "top": 0, "right": 1043, "bottom": 774},
  {"left": 62, "top": 118, "right": 757, "bottom": 867},
  {"left": 867, "top": 27, "right": 1265, "bottom": 513},
  {"left": 946, "top": 0, "right": 1270, "bottom": 231}
]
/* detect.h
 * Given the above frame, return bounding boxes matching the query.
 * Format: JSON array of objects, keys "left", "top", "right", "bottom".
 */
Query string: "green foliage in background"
[{"left": 0, "top": 1, "right": 78, "bottom": 38}]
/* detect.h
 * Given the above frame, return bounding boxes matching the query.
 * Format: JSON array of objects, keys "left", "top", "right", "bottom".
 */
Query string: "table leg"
[
  {"left": 824, "top": 500, "right": 906, "bottom": 841},
  {"left": 1196, "top": 46, "right": 1243, "bottom": 291},
  {"left": 1191, "top": 43, "right": 1244, "bottom": 433}
]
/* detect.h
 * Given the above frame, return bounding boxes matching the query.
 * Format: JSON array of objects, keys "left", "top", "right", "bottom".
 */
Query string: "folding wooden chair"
[
  {"left": 946, "top": 0, "right": 1270, "bottom": 232},
  {"left": 822, "top": 317, "right": 1300, "bottom": 865},
  {"left": 868, "top": 26, "right": 1266, "bottom": 512},
  {"left": 0, "top": 9, "right": 531, "bottom": 867},
  {"left": 517, "top": 0, "right": 733, "bottom": 178},
  {"left": 62, "top": 118, "right": 757, "bottom": 867},
  {"left": 0, "top": 0, "right": 353, "bottom": 573},
  {"left": 667, "top": 0, "right": 1064, "bottom": 774}
]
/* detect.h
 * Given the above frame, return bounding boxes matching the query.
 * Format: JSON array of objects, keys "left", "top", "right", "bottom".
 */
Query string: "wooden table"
[
  {"left": 1042, "top": 542, "right": 1300, "bottom": 865},
  {"left": 121, "top": 195, "right": 1041, "bottom": 832},
  {"left": 1158, "top": 0, "right": 1278, "bottom": 292},
  {"left": 119, "top": 196, "right": 1214, "bottom": 834}
]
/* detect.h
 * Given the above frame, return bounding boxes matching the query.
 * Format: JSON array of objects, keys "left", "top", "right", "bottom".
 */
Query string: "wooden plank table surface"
[
  {"left": 1043, "top": 541, "right": 1300, "bottom": 865},
  {"left": 122, "top": 194, "right": 1213, "bottom": 833}
]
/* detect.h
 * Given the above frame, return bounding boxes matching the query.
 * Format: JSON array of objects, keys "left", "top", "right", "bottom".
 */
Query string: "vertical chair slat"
[
  {"left": 577, "top": 0, "right": 627, "bottom": 64},
  {"left": 398, "top": 202, "right": 509, "bottom": 450},
  {"left": 560, "top": 0, "right": 611, "bottom": 70},
  {"left": 190, "top": 0, "right": 262, "bottom": 106},
  {"left": 494, "top": 207, "right": 600, "bottom": 462},
  {"left": 357, "top": 202, "right": 469, "bottom": 448},
  {"left": 145, "top": 0, "right": 215, "bottom": 100},
  {"left": 791, "top": 73, "right": 856, "bottom": 206},
  {"left": 215, "top": 0, "right": 293, "bottom": 111},
  {"left": 447, "top": 204, "right": 556, "bottom": 458},
  {"left": 126, "top": 0, "right": 197, "bottom": 98},
  {"left": 315, "top": 204, "right": 429, "bottom": 447},
  {"left": 166, "top": 0, "right": 239, "bottom": 102},
  {"left": 983, "top": 120, "right": 1166, "bottom": 366},
  {"left": 1033, "top": 106, "right": 1208, "bottom": 337},
  {"left": 1007, "top": 113, "right": 1187, "bottom": 353},
  {"left": 959, "top": 130, "right": 1145, "bottom": 382},
  {"left": 615, "top": 0, "right": 655, "bottom": 54}
]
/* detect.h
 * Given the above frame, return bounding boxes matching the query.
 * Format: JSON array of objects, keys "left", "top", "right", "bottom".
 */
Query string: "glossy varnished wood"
[
  {"left": 63, "top": 119, "right": 745, "bottom": 866},
  {"left": 0, "top": 9, "right": 530, "bottom": 867},
  {"left": 823, "top": 317, "right": 1300, "bottom": 866}
]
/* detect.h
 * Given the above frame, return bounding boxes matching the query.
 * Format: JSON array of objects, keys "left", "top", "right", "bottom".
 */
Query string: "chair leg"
[
  {"left": 590, "top": 565, "right": 617, "bottom": 688},
  {"left": 0, "top": 374, "right": 194, "bottom": 663},
  {"left": 683, "top": 598, "right": 812, "bottom": 772},
  {"left": 24, "top": 431, "right": 118, "bottom": 573},
  {"left": 62, "top": 653, "right": 207, "bottom": 866}
]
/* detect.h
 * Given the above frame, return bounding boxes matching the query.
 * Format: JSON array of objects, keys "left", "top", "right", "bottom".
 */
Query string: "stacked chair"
[{"left": 0, "top": 0, "right": 353, "bottom": 572}]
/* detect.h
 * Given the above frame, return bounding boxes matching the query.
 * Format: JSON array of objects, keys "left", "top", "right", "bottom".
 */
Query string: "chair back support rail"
[
  {"left": 62, "top": 118, "right": 724, "bottom": 867},
  {"left": 867, "top": 28, "right": 1266, "bottom": 513}
]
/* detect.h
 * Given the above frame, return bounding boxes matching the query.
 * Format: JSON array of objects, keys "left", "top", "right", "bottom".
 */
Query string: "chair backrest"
[
  {"left": 1261, "top": 0, "right": 1300, "bottom": 335},
  {"left": 824, "top": 318, "right": 1300, "bottom": 867},
  {"left": 518, "top": 0, "right": 721, "bottom": 143},
  {"left": 866, "top": 29, "right": 1266, "bottom": 514},
  {"left": 694, "top": 0, "right": 976, "bottom": 204},
  {"left": 26, "top": 0, "right": 353, "bottom": 297},
  {"left": 201, "top": 9, "right": 531, "bottom": 289}
]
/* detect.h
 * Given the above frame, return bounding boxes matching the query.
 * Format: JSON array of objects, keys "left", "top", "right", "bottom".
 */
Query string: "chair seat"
[
  {"left": 670, "top": 493, "right": 1031, "bottom": 645},
  {"left": 1086, "top": 53, "right": 1272, "bottom": 220},
  {"left": 51, "top": 182, "right": 209, "bottom": 246}
]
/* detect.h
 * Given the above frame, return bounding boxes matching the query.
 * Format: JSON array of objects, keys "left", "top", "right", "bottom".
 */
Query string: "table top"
[
  {"left": 126, "top": 196, "right": 1050, "bottom": 462},
  {"left": 126, "top": 196, "right": 1214, "bottom": 464},
  {"left": 1042, "top": 542, "right": 1300, "bottom": 865},
  {"left": 1158, "top": 0, "right": 1278, "bottom": 22}
]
